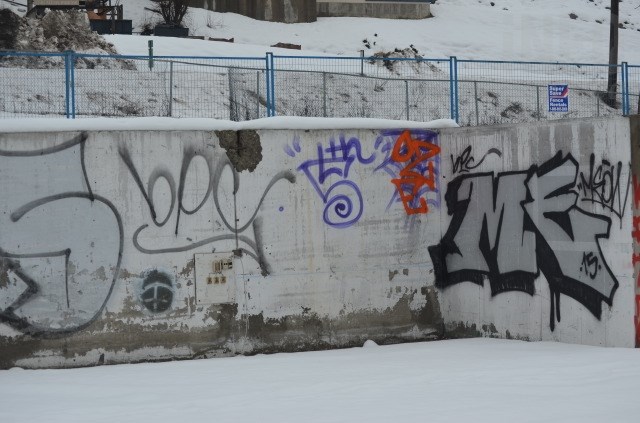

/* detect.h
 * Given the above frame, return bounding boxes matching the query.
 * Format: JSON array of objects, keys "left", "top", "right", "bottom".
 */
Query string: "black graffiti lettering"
[
  {"left": 429, "top": 152, "right": 619, "bottom": 330},
  {"left": 121, "top": 143, "right": 295, "bottom": 276},
  {"left": 577, "top": 153, "right": 630, "bottom": 225},
  {"left": 580, "top": 252, "right": 601, "bottom": 280},
  {"left": 175, "top": 147, "right": 215, "bottom": 235},
  {"left": 1, "top": 133, "right": 123, "bottom": 337},
  {"left": 451, "top": 146, "right": 502, "bottom": 174}
]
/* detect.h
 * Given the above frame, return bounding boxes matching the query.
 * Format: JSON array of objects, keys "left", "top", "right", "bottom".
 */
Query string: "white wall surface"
[
  {"left": 0, "top": 116, "right": 635, "bottom": 368},
  {"left": 436, "top": 117, "right": 635, "bottom": 347}
]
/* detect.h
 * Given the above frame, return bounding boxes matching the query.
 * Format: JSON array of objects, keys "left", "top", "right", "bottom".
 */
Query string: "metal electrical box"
[{"left": 194, "top": 253, "right": 236, "bottom": 305}]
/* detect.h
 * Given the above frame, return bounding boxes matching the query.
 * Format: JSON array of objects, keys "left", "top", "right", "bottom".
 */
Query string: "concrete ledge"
[{"left": 317, "top": 1, "right": 431, "bottom": 19}]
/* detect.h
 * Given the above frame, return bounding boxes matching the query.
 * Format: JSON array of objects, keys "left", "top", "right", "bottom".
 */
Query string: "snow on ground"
[
  {"left": 113, "top": 0, "right": 640, "bottom": 64},
  {"left": 0, "top": 339, "right": 638, "bottom": 423}
]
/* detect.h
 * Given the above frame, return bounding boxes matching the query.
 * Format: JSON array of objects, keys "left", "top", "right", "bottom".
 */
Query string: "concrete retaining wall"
[
  {"left": 0, "top": 116, "right": 637, "bottom": 369},
  {"left": 436, "top": 118, "right": 635, "bottom": 346},
  {"left": 317, "top": 1, "right": 431, "bottom": 19},
  {"left": 188, "top": 0, "right": 430, "bottom": 22},
  {"left": 191, "top": 0, "right": 317, "bottom": 23}
]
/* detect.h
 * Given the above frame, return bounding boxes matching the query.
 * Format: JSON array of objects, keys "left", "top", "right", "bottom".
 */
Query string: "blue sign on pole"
[{"left": 548, "top": 84, "right": 569, "bottom": 112}]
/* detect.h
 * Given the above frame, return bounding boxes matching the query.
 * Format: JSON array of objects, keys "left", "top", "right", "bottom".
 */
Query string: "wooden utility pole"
[{"left": 606, "top": 0, "right": 619, "bottom": 108}]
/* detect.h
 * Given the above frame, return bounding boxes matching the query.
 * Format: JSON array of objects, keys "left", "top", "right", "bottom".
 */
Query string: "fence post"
[
  {"left": 265, "top": 54, "right": 271, "bottom": 117},
  {"left": 449, "top": 56, "right": 459, "bottom": 123},
  {"left": 322, "top": 72, "right": 327, "bottom": 117},
  {"left": 622, "top": 62, "right": 630, "bottom": 116},
  {"left": 265, "top": 52, "right": 276, "bottom": 117},
  {"left": 70, "top": 50, "right": 76, "bottom": 119},
  {"left": 64, "top": 50, "right": 71, "bottom": 119},
  {"left": 597, "top": 94, "right": 601, "bottom": 117},
  {"left": 474, "top": 81, "right": 479, "bottom": 126},
  {"left": 256, "top": 71, "right": 260, "bottom": 118},
  {"left": 405, "top": 80, "right": 410, "bottom": 120},
  {"left": 360, "top": 50, "right": 364, "bottom": 76},
  {"left": 168, "top": 61, "right": 173, "bottom": 117},
  {"left": 148, "top": 40, "right": 154, "bottom": 70},
  {"left": 228, "top": 70, "right": 236, "bottom": 121},
  {"left": 536, "top": 86, "right": 541, "bottom": 120}
]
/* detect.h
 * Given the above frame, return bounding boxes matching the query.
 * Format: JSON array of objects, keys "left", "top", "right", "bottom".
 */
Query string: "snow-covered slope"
[{"left": 111, "top": 0, "right": 640, "bottom": 64}]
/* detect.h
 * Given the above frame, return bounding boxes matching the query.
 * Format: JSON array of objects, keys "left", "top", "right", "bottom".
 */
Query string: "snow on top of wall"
[{"left": 0, "top": 116, "right": 458, "bottom": 132}]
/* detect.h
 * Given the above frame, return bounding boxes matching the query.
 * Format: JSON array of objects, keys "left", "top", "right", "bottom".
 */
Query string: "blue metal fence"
[{"left": 0, "top": 50, "right": 637, "bottom": 125}]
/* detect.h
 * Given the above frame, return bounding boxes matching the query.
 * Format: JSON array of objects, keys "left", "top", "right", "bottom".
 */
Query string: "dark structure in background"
[
  {"left": 189, "top": 0, "right": 318, "bottom": 23},
  {"left": 25, "top": 0, "right": 132, "bottom": 34},
  {"left": 189, "top": 0, "right": 433, "bottom": 23}
]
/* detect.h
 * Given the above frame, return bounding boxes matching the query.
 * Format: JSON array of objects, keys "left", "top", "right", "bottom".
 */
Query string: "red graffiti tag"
[
  {"left": 634, "top": 216, "right": 640, "bottom": 243},
  {"left": 636, "top": 295, "right": 640, "bottom": 348},
  {"left": 634, "top": 175, "right": 640, "bottom": 208},
  {"left": 390, "top": 130, "right": 441, "bottom": 215}
]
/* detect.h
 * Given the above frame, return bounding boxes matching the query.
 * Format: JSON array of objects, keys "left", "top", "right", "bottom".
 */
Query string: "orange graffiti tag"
[{"left": 390, "top": 130, "right": 441, "bottom": 215}]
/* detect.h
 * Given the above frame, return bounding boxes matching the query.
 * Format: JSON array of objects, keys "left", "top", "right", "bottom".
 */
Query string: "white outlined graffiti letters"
[
  {"left": 0, "top": 133, "right": 123, "bottom": 336},
  {"left": 429, "top": 152, "right": 618, "bottom": 330}
]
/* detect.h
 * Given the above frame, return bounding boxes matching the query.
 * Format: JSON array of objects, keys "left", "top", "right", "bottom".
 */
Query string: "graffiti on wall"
[
  {"left": 0, "top": 133, "right": 123, "bottom": 336},
  {"left": 577, "top": 154, "right": 630, "bottom": 225},
  {"left": 375, "top": 129, "right": 441, "bottom": 216},
  {"left": 0, "top": 131, "right": 292, "bottom": 336},
  {"left": 118, "top": 141, "right": 295, "bottom": 275},
  {"left": 429, "top": 152, "right": 619, "bottom": 330},
  {"left": 451, "top": 146, "right": 502, "bottom": 175},
  {"left": 287, "top": 134, "right": 375, "bottom": 228},
  {"left": 288, "top": 129, "right": 441, "bottom": 227},
  {"left": 140, "top": 270, "right": 174, "bottom": 313},
  {"left": 633, "top": 175, "right": 640, "bottom": 347},
  {"left": 119, "top": 143, "right": 295, "bottom": 276}
]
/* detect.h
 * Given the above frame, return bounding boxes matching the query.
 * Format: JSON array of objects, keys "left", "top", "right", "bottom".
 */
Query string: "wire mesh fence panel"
[
  {"left": 629, "top": 65, "right": 640, "bottom": 115},
  {"left": 274, "top": 55, "right": 451, "bottom": 80},
  {"left": 271, "top": 56, "right": 452, "bottom": 121},
  {"left": 73, "top": 55, "right": 267, "bottom": 119},
  {"left": 326, "top": 74, "right": 408, "bottom": 120},
  {"left": 2, "top": 52, "right": 639, "bottom": 123},
  {"left": 228, "top": 67, "right": 268, "bottom": 121},
  {"left": 74, "top": 55, "right": 170, "bottom": 117},
  {"left": 407, "top": 79, "right": 452, "bottom": 122},
  {"left": 365, "top": 57, "right": 451, "bottom": 81},
  {"left": 166, "top": 57, "right": 266, "bottom": 119},
  {"left": 272, "top": 70, "right": 418, "bottom": 120},
  {"left": 458, "top": 60, "right": 624, "bottom": 125},
  {"left": 0, "top": 52, "right": 68, "bottom": 118},
  {"left": 274, "top": 56, "right": 364, "bottom": 75},
  {"left": 458, "top": 81, "right": 623, "bottom": 127}
]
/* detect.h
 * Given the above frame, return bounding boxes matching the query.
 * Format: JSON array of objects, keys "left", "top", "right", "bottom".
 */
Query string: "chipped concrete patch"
[{"left": 216, "top": 130, "right": 263, "bottom": 172}]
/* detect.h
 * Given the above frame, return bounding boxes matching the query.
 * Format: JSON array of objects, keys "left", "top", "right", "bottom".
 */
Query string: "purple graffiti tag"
[{"left": 290, "top": 135, "right": 375, "bottom": 228}]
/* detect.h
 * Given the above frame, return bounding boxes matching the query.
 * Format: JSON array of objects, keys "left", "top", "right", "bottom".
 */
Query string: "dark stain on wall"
[{"left": 0, "top": 291, "right": 443, "bottom": 369}]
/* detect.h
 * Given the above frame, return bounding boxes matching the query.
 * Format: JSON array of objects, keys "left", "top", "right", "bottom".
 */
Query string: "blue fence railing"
[{"left": 0, "top": 50, "right": 637, "bottom": 125}]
